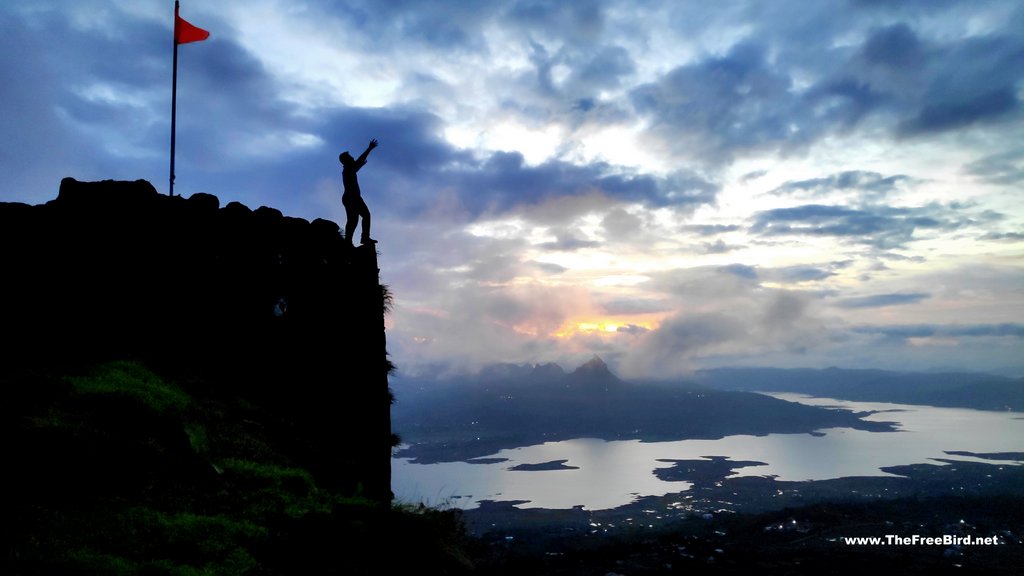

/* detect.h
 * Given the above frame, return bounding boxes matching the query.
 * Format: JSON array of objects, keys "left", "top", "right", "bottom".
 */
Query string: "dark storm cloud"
[
  {"left": 861, "top": 23, "right": 925, "bottom": 69},
  {"left": 861, "top": 15, "right": 1024, "bottom": 135},
  {"left": 833, "top": 18, "right": 1024, "bottom": 137},
  {"left": 445, "top": 153, "right": 718, "bottom": 215},
  {"left": 628, "top": 4, "right": 1024, "bottom": 162},
  {"left": 320, "top": 107, "right": 463, "bottom": 178},
  {"left": 836, "top": 292, "right": 930, "bottom": 309},
  {"left": 900, "top": 88, "right": 1019, "bottom": 136},
  {"left": 522, "top": 38, "right": 636, "bottom": 103},
  {"left": 802, "top": 77, "right": 885, "bottom": 130},
  {"left": 403, "top": 1, "right": 641, "bottom": 137},
  {"left": 751, "top": 203, "right": 965, "bottom": 249},
  {"left": 769, "top": 171, "right": 911, "bottom": 199},
  {"left": 330, "top": 0, "right": 500, "bottom": 51},
  {"left": 630, "top": 41, "right": 802, "bottom": 161},
  {"left": 505, "top": 1, "right": 606, "bottom": 45},
  {"left": 570, "top": 45, "right": 636, "bottom": 91},
  {"left": 895, "top": 34, "right": 1024, "bottom": 136}
]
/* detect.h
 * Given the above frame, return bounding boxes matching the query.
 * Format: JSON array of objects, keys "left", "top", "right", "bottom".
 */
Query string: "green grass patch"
[
  {"left": 61, "top": 548, "right": 138, "bottom": 576},
  {"left": 218, "top": 458, "right": 342, "bottom": 518},
  {"left": 124, "top": 508, "right": 263, "bottom": 575},
  {"left": 35, "top": 507, "right": 264, "bottom": 576},
  {"left": 184, "top": 421, "right": 209, "bottom": 454},
  {"left": 68, "top": 360, "right": 191, "bottom": 414}
]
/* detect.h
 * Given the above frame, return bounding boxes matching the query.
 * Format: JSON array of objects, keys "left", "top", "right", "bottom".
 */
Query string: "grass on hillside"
[{"left": 6, "top": 359, "right": 472, "bottom": 575}]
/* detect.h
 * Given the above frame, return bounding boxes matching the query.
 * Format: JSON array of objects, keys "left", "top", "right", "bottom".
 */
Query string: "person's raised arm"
[{"left": 356, "top": 138, "right": 378, "bottom": 165}]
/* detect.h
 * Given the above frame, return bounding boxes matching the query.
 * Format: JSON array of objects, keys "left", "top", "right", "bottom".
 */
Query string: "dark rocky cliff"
[{"left": 1, "top": 177, "right": 392, "bottom": 501}]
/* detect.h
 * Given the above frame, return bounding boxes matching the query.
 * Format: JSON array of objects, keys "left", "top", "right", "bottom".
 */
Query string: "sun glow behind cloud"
[{"left": 553, "top": 319, "right": 656, "bottom": 339}]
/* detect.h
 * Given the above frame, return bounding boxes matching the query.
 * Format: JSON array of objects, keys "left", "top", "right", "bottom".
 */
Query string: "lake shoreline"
[
  {"left": 395, "top": 397, "right": 1024, "bottom": 512},
  {"left": 394, "top": 402, "right": 898, "bottom": 465},
  {"left": 462, "top": 455, "right": 1024, "bottom": 537}
]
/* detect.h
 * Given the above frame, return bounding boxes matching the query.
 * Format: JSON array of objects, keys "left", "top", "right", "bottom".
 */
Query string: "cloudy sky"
[{"left": 3, "top": 0, "right": 1023, "bottom": 378}]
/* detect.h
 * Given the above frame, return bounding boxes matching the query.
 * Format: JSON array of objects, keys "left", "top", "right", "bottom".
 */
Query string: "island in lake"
[{"left": 509, "top": 459, "right": 580, "bottom": 471}]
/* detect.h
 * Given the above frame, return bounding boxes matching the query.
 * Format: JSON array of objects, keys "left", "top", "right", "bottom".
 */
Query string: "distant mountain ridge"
[
  {"left": 477, "top": 361, "right": 566, "bottom": 383},
  {"left": 471, "top": 356, "right": 621, "bottom": 388},
  {"left": 392, "top": 356, "right": 894, "bottom": 464},
  {"left": 693, "top": 366, "right": 1024, "bottom": 411},
  {"left": 429, "top": 361, "right": 1024, "bottom": 412}
]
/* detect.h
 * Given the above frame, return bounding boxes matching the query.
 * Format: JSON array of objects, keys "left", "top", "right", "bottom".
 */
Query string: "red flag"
[{"left": 175, "top": 5, "right": 209, "bottom": 45}]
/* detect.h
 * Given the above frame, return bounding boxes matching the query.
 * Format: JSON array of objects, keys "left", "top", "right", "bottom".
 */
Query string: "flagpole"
[{"left": 170, "top": 0, "right": 179, "bottom": 197}]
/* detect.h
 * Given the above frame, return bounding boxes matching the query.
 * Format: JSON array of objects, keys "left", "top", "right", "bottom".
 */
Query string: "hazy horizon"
[{"left": 396, "top": 356, "right": 1024, "bottom": 381}]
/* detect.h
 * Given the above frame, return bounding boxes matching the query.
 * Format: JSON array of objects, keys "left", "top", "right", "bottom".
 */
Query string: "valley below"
[{"left": 392, "top": 362, "right": 1024, "bottom": 573}]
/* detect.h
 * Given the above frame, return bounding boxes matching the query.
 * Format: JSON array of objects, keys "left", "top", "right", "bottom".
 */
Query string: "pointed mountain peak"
[
  {"left": 573, "top": 354, "right": 610, "bottom": 375},
  {"left": 567, "top": 355, "right": 621, "bottom": 389}
]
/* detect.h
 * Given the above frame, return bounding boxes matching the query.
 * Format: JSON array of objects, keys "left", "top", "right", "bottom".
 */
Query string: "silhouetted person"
[{"left": 339, "top": 138, "right": 379, "bottom": 246}]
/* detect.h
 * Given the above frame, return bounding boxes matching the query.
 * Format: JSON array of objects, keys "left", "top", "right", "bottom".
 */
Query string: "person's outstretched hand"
[{"left": 368, "top": 138, "right": 379, "bottom": 150}]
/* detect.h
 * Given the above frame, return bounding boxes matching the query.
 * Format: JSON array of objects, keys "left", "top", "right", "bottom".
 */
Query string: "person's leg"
[
  {"left": 345, "top": 220, "right": 358, "bottom": 245},
  {"left": 359, "top": 198, "right": 374, "bottom": 243},
  {"left": 343, "top": 196, "right": 358, "bottom": 245}
]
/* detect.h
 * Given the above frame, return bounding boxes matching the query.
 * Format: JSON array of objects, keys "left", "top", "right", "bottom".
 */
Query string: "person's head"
[{"left": 339, "top": 151, "right": 354, "bottom": 166}]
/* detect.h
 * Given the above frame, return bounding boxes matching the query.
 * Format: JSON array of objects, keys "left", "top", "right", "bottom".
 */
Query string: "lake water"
[{"left": 392, "top": 394, "right": 1024, "bottom": 510}]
